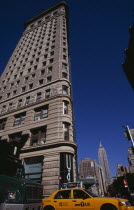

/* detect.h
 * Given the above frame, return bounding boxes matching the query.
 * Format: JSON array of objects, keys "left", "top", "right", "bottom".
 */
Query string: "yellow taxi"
[{"left": 42, "top": 188, "right": 134, "bottom": 210}]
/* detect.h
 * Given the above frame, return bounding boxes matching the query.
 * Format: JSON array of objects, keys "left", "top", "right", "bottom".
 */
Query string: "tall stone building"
[
  {"left": 98, "top": 142, "right": 111, "bottom": 188},
  {"left": 0, "top": 2, "right": 77, "bottom": 196}
]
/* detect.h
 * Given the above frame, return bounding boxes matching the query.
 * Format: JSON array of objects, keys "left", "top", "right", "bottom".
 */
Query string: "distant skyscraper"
[
  {"left": 79, "top": 158, "right": 97, "bottom": 178},
  {"left": 78, "top": 158, "right": 105, "bottom": 196},
  {"left": 98, "top": 142, "right": 111, "bottom": 186}
]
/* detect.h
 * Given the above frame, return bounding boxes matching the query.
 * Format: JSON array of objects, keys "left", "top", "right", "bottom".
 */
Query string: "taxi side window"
[
  {"left": 54, "top": 190, "right": 71, "bottom": 199},
  {"left": 73, "top": 190, "right": 90, "bottom": 199}
]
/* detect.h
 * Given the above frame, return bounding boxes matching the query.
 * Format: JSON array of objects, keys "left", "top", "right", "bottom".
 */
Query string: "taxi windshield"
[{"left": 84, "top": 190, "right": 98, "bottom": 197}]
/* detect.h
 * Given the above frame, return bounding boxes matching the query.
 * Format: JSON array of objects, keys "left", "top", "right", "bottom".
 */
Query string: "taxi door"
[
  {"left": 53, "top": 189, "right": 72, "bottom": 210},
  {"left": 72, "top": 189, "right": 95, "bottom": 210}
]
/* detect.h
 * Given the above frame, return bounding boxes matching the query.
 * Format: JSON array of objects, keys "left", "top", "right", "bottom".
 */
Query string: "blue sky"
[{"left": 0, "top": 0, "right": 134, "bottom": 176}]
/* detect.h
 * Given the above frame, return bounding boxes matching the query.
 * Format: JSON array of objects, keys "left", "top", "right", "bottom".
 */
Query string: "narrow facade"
[{"left": 0, "top": 2, "right": 77, "bottom": 196}]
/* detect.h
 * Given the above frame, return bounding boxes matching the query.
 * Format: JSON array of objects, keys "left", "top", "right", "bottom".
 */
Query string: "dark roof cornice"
[{"left": 24, "top": 1, "right": 67, "bottom": 29}]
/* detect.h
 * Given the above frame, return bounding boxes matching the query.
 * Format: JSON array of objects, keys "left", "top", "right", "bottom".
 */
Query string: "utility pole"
[{"left": 123, "top": 125, "right": 134, "bottom": 148}]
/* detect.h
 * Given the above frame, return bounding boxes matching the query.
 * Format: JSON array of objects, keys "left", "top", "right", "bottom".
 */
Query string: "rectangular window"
[
  {"left": 2, "top": 105, "right": 6, "bottom": 113},
  {"left": 14, "top": 75, "right": 17, "bottom": 79},
  {"left": 11, "top": 83, "right": 14, "bottom": 88},
  {"left": 29, "top": 83, "right": 33, "bottom": 89},
  {"left": 49, "top": 58, "right": 53, "bottom": 64},
  {"left": 39, "top": 79, "right": 43, "bottom": 85},
  {"left": 8, "top": 103, "right": 12, "bottom": 110},
  {"left": 51, "top": 45, "right": 55, "bottom": 49},
  {"left": 25, "top": 76, "right": 29, "bottom": 81},
  {"left": 0, "top": 118, "right": 7, "bottom": 130},
  {"left": 14, "top": 113, "right": 26, "bottom": 126},
  {"left": 34, "top": 65, "right": 37, "bottom": 70},
  {"left": 18, "top": 99, "right": 22, "bottom": 107},
  {"left": 17, "top": 80, "right": 20, "bottom": 85},
  {"left": 44, "top": 54, "right": 48, "bottom": 59},
  {"left": 63, "top": 101, "right": 69, "bottom": 114},
  {"left": 28, "top": 68, "right": 31, "bottom": 73},
  {"left": 31, "top": 127, "right": 47, "bottom": 145},
  {"left": 47, "top": 76, "right": 52, "bottom": 82},
  {"left": 36, "top": 92, "right": 42, "bottom": 101},
  {"left": 63, "top": 55, "right": 67, "bottom": 60},
  {"left": 62, "top": 63, "right": 67, "bottom": 70},
  {"left": 43, "top": 61, "right": 46, "bottom": 66},
  {"left": 48, "top": 66, "right": 52, "bottom": 73},
  {"left": 62, "top": 85, "right": 68, "bottom": 95},
  {"left": 9, "top": 132, "right": 22, "bottom": 144},
  {"left": 22, "top": 86, "right": 26, "bottom": 92},
  {"left": 63, "top": 123, "right": 69, "bottom": 141},
  {"left": 25, "top": 96, "right": 30, "bottom": 105},
  {"left": 7, "top": 93, "right": 10, "bottom": 98},
  {"left": 35, "top": 105, "right": 48, "bottom": 120},
  {"left": 50, "top": 51, "right": 54, "bottom": 56},
  {"left": 41, "top": 70, "right": 45, "bottom": 75},
  {"left": 45, "top": 89, "right": 50, "bottom": 99},
  {"left": 63, "top": 42, "right": 66, "bottom": 46},
  {"left": 13, "top": 90, "right": 17, "bottom": 95},
  {"left": 62, "top": 72, "right": 67, "bottom": 79},
  {"left": 63, "top": 48, "right": 66, "bottom": 53},
  {"left": 32, "top": 73, "right": 35, "bottom": 78}
]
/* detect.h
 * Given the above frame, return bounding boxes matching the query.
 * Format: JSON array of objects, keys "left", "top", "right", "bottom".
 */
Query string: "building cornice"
[
  {"left": 24, "top": 1, "right": 67, "bottom": 29},
  {"left": 20, "top": 141, "right": 77, "bottom": 153}
]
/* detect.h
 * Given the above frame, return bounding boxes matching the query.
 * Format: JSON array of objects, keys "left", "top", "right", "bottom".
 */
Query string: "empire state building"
[{"left": 98, "top": 142, "right": 111, "bottom": 187}]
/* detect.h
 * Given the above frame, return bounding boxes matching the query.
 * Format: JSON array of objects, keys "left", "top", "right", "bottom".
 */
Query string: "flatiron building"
[{"left": 0, "top": 1, "right": 77, "bottom": 196}]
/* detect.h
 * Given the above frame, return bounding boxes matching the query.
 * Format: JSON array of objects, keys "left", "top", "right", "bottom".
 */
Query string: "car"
[{"left": 42, "top": 188, "right": 134, "bottom": 210}]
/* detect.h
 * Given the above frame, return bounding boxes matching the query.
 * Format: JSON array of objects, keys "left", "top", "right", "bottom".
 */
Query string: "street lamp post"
[{"left": 123, "top": 125, "right": 134, "bottom": 148}]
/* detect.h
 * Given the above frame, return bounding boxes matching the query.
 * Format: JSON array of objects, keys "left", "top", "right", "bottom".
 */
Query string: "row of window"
[
  {"left": 29, "top": 10, "right": 59, "bottom": 29},
  {"left": 17, "top": 38, "right": 56, "bottom": 53},
  {"left": 1, "top": 100, "right": 69, "bottom": 127},
  {"left": 27, "top": 19, "right": 58, "bottom": 33},
  {"left": 0, "top": 86, "right": 69, "bottom": 111},
  {"left": 13, "top": 105, "right": 48, "bottom": 126},
  {"left": 1, "top": 122, "right": 70, "bottom": 145},
  {"left": 13, "top": 46, "right": 56, "bottom": 66},
  {"left": 5, "top": 46, "right": 67, "bottom": 78},
  {"left": 7, "top": 45, "right": 56, "bottom": 74},
  {"left": 0, "top": 101, "right": 70, "bottom": 139},
  {"left": 22, "top": 27, "right": 58, "bottom": 45},
  {"left": 23, "top": 15, "right": 65, "bottom": 40},
  {"left": 7, "top": 44, "right": 56, "bottom": 72},
  {"left": 22, "top": 21, "right": 58, "bottom": 40},
  {"left": 1, "top": 62, "right": 68, "bottom": 93},
  {"left": 1, "top": 71, "right": 68, "bottom": 98},
  {"left": 9, "top": 28, "right": 66, "bottom": 69},
  {"left": 18, "top": 34, "right": 57, "bottom": 51},
  {"left": 15, "top": 40, "right": 57, "bottom": 60}
]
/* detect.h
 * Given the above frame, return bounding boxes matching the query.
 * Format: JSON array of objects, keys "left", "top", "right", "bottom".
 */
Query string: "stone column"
[
  {"left": 25, "top": 110, "right": 35, "bottom": 124},
  {"left": 42, "top": 153, "right": 60, "bottom": 197},
  {"left": 4, "top": 116, "right": 15, "bottom": 131}
]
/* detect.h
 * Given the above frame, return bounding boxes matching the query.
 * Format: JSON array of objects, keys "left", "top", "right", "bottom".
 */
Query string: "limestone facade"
[{"left": 0, "top": 2, "right": 77, "bottom": 196}]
